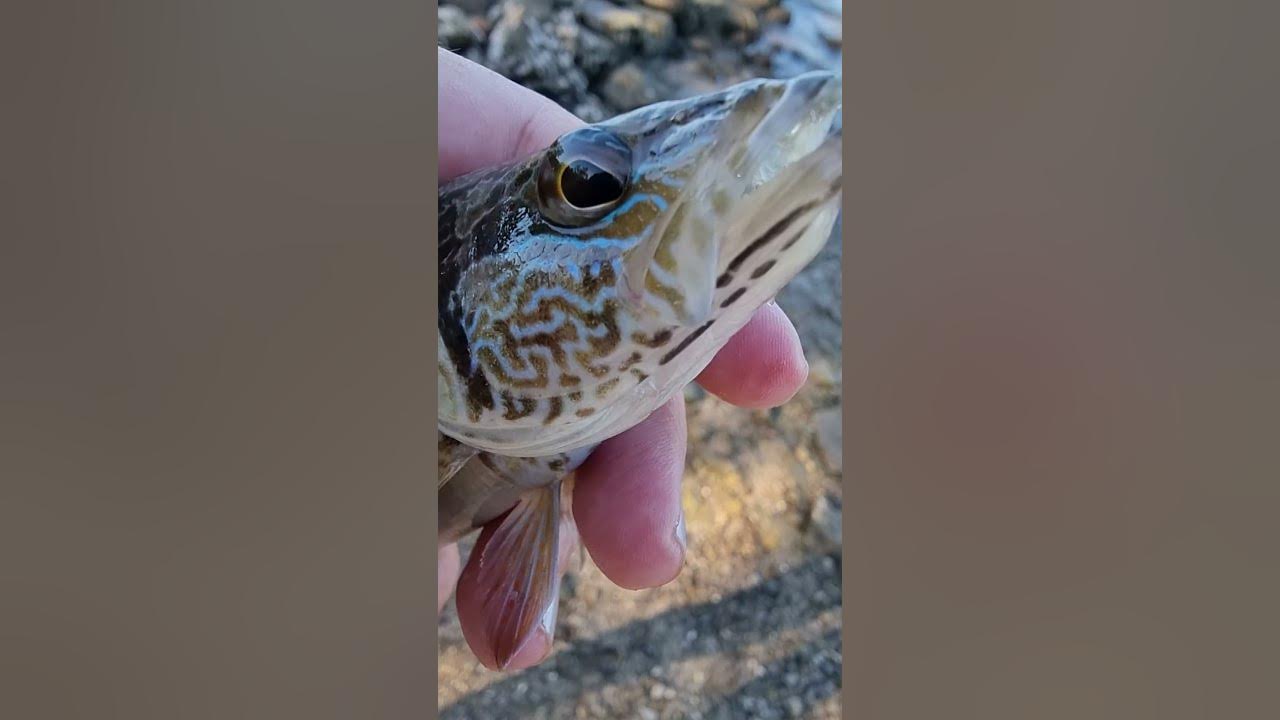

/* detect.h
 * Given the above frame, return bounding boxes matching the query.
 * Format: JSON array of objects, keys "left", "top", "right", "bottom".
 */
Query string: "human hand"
[{"left": 437, "top": 48, "right": 811, "bottom": 670}]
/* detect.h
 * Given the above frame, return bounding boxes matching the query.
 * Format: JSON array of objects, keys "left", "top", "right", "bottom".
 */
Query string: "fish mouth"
[
  {"left": 628, "top": 71, "right": 842, "bottom": 326},
  {"left": 734, "top": 70, "right": 842, "bottom": 193}
]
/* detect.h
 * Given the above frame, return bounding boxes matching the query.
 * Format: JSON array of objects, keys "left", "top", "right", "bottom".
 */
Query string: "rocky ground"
[{"left": 438, "top": 2, "right": 843, "bottom": 717}]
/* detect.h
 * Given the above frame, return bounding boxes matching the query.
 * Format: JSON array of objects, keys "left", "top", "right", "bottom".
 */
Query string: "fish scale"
[{"left": 438, "top": 71, "right": 842, "bottom": 669}]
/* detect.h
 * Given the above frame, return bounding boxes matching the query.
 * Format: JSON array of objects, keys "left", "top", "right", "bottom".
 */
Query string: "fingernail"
[{"left": 674, "top": 511, "right": 688, "bottom": 556}]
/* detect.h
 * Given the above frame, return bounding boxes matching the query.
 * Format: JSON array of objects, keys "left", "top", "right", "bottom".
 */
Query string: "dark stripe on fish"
[
  {"left": 750, "top": 260, "right": 777, "bottom": 279},
  {"left": 726, "top": 201, "right": 816, "bottom": 273},
  {"left": 779, "top": 224, "right": 812, "bottom": 252},
  {"left": 660, "top": 319, "right": 715, "bottom": 365},
  {"left": 720, "top": 287, "right": 748, "bottom": 308}
]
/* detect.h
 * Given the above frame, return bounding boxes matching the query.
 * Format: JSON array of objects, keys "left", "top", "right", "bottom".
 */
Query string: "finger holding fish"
[
  {"left": 574, "top": 393, "right": 689, "bottom": 591},
  {"left": 696, "top": 301, "right": 810, "bottom": 409}
]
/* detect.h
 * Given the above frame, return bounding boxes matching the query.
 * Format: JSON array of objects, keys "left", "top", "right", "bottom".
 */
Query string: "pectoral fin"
[
  {"left": 473, "top": 480, "right": 562, "bottom": 669},
  {"left": 438, "top": 431, "right": 478, "bottom": 489}
]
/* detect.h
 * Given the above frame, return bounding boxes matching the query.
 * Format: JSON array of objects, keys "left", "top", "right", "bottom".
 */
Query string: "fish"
[{"left": 438, "top": 70, "right": 842, "bottom": 669}]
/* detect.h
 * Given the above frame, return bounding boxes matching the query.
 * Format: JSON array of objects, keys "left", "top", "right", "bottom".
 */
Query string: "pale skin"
[{"left": 438, "top": 48, "right": 811, "bottom": 671}]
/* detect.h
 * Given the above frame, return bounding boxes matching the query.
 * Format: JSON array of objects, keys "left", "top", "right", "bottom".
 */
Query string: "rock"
[
  {"left": 785, "top": 696, "right": 805, "bottom": 717},
  {"left": 763, "top": 3, "right": 791, "bottom": 25},
  {"left": 564, "top": 21, "right": 624, "bottom": 80},
  {"left": 808, "top": 493, "right": 842, "bottom": 553},
  {"left": 573, "top": 93, "right": 610, "bottom": 123},
  {"left": 580, "top": 30, "right": 625, "bottom": 76},
  {"left": 579, "top": 0, "right": 676, "bottom": 55},
  {"left": 461, "top": 45, "right": 488, "bottom": 67},
  {"left": 676, "top": 0, "right": 764, "bottom": 41},
  {"left": 679, "top": 0, "right": 730, "bottom": 34},
  {"left": 601, "top": 62, "right": 664, "bottom": 111},
  {"left": 442, "top": 0, "right": 494, "bottom": 15},
  {"left": 743, "top": 35, "right": 774, "bottom": 65},
  {"left": 437, "top": 5, "right": 481, "bottom": 49},
  {"left": 726, "top": 3, "right": 760, "bottom": 38},
  {"left": 638, "top": 707, "right": 659, "bottom": 720},
  {"left": 486, "top": 0, "right": 589, "bottom": 104},
  {"left": 807, "top": 356, "right": 838, "bottom": 388},
  {"left": 814, "top": 407, "right": 842, "bottom": 473},
  {"left": 641, "top": 0, "right": 684, "bottom": 13}
]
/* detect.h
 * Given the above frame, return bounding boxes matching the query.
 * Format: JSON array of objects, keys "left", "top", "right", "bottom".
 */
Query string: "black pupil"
[{"left": 560, "top": 160, "right": 624, "bottom": 208}]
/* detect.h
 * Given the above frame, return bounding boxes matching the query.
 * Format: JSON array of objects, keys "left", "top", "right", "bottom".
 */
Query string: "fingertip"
[
  {"left": 697, "top": 302, "right": 809, "bottom": 408},
  {"left": 574, "top": 398, "right": 688, "bottom": 590}
]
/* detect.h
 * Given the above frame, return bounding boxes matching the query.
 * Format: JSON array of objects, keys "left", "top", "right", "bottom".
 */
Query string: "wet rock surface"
[{"left": 438, "top": 2, "right": 843, "bottom": 718}]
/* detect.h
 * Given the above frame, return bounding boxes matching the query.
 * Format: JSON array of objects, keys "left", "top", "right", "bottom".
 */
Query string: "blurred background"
[{"left": 436, "top": 1, "right": 844, "bottom": 718}]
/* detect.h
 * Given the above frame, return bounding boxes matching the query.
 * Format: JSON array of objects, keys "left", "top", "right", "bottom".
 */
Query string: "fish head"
[
  {"left": 438, "top": 72, "right": 842, "bottom": 456},
  {"left": 596, "top": 70, "right": 843, "bottom": 326}
]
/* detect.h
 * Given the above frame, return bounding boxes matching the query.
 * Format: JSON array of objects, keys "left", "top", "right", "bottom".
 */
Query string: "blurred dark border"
[
  {"left": 1, "top": 2, "right": 439, "bottom": 718},
  {"left": 846, "top": 1, "right": 1280, "bottom": 718}
]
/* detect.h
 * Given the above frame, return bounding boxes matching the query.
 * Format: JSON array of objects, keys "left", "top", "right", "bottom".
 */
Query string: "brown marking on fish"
[
  {"left": 595, "top": 378, "right": 621, "bottom": 398},
  {"left": 631, "top": 329, "right": 673, "bottom": 347},
  {"left": 501, "top": 390, "right": 538, "bottom": 421},
  {"left": 478, "top": 347, "right": 550, "bottom": 389},
  {"left": 544, "top": 396, "right": 563, "bottom": 425}
]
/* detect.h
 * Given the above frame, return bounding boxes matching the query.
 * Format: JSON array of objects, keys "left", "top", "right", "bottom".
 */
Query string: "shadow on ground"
[{"left": 443, "top": 554, "right": 841, "bottom": 720}]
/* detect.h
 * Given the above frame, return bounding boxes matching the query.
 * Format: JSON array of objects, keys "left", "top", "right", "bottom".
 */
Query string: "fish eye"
[
  {"left": 537, "top": 128, "right": 632, "bottom": 227},
  {"left": 559, "top": 159, "right": 625, "bottom": 209}
]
